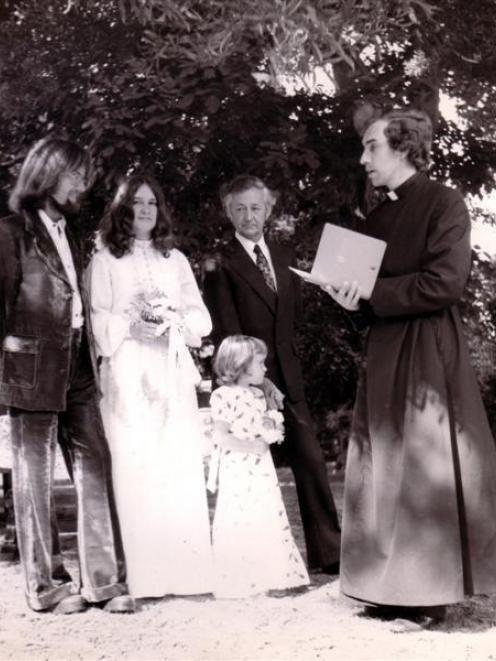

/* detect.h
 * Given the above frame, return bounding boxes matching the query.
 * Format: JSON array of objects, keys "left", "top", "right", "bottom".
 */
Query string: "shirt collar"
[
  {"left": 235, "top": 232, "right": 269, "bottom": 257},
  {"left": 39, "top": 208, "right": 66, "bottom": 232}
]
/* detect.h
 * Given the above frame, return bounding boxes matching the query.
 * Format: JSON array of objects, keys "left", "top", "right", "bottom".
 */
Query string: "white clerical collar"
[
  {"left": 386, "top": 172, "right": 419, "bottom": 201},
  {"left": 235, "top": 232, "right": 269, "bottom": 256},
  {"left": 386, "top": 190, "right": 399, "bottom": 201}
]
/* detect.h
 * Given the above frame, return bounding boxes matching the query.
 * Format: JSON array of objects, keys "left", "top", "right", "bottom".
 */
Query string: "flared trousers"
[{"left": 9, "top": 330, "right": 127, "bottom": 611}]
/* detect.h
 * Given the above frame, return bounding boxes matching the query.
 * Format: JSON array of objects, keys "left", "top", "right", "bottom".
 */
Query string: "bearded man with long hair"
[{"left": 0, "top": 136, "right": 134, "bottom": 614}]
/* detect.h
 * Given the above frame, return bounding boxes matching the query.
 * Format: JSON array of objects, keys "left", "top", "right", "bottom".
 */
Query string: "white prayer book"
[{"left": 289, "top": 223, "right": 387, "bottom": 300}]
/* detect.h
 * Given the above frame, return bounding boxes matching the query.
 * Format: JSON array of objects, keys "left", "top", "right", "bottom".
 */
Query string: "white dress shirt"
[
  {"left": 235, "top": 232, "right": 278, "bottom": 290},
  {"left": 39, "top": 209, "right": 84, "bottom": 329}
]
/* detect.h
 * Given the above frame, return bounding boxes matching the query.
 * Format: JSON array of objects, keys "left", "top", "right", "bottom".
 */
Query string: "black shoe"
[
  {"left": 103, "top": 594, "right": 136, "bottom": 613},
  {"left": 267, "top": 585, "right": 308, "bottom": 598},
  {"left": 416, "top": 605, "right": 446, "bottom": 621},
  {"left": 320, "top": 561, "right": 340, "bottom": 575},
  {"left": 53, "top": 594, "right": 88, "bottom": 615},
  {"left": 363, "top": 604, "right": 445, "bottom": 628},
  {"left": 363, "top": 605, "right": 402, "bottom": 621}
]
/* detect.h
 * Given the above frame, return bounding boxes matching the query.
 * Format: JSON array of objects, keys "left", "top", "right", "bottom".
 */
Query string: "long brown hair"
[
  {"left": 9, "top": 136, "right": 90, "bottom": 214},
  {"left": 100, "top": 174, "right": 174, "bottom": 258}
]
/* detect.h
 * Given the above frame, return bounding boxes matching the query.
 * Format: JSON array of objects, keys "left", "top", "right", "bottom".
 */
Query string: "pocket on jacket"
[{"left": 1, "top": 335, "right": 39, "bottom": 389}]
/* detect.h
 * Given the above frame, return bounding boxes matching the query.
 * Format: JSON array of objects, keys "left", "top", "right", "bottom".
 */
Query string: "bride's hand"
[
  {"left": 155, "top": 310, "right": 184, "bottom": 337},
  {"left": 130, "top": 320, "right": 161, "bottom": 341},
  {"left": 321, "top": 280, "right": 361, "bottom": 311}
]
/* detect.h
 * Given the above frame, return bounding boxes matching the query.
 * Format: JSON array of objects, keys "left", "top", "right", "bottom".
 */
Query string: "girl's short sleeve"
[{"left": 210, "top": 387, "right": 237, "bottom": 425}]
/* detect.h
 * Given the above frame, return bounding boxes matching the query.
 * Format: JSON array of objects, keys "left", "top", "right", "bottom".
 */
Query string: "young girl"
[{"left": 207, "top": 334, "right": 310, "bottom": 598}]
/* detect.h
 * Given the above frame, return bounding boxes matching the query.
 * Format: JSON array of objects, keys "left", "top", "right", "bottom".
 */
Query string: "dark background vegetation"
[{"left": 1, "top": 0, "right": 496, "bottom": 462}]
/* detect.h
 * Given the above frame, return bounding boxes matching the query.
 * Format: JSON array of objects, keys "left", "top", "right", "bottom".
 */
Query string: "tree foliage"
[
  {"left": 118, "top": 0, "right": 436, "bottom": 78},
  {"left": 1, "top": 0, "right": 496, "bottom": 449}
]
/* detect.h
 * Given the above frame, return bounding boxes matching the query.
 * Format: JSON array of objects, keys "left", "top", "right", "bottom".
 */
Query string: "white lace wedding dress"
[{"left": 89, "top": 241, "right": 213, "bottom": 598}]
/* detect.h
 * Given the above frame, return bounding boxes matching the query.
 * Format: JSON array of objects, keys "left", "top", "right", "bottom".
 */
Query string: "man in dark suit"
[
  {"left": 203, "top": 174, "right": 341, "bottom": 573},
  {"left": 0, "top": 136, "right": 134, "bottom": 614}
]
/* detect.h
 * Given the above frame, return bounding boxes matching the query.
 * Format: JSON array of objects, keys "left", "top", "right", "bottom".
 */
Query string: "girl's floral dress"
[{"left": 208, "top": 384, "right": 309, "bottom": 597}]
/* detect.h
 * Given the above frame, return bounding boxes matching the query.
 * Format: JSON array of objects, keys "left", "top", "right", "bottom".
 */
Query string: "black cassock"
[{"left": 341, "top": 172, "right": 496, "bottom": 606}]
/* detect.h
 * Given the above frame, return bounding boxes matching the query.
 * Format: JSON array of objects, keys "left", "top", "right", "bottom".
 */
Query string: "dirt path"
[
  {"left": 1, "top": 560, "right": 496, "bottom": 661},
  {"left": 1, "top": 426, "right": 496, "bottom": 660}
]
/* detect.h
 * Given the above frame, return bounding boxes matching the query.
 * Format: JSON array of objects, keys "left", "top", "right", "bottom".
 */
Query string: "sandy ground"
[
  {"left": 1, "top": 560, "right": 496, "bottom": 661},
  {"left": 2, "top": 417, "right": 496, "bottom": 660}
]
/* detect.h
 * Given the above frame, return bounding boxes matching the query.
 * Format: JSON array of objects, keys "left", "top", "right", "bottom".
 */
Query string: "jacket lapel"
[
  {"left": 65, "top": 226, "right": 83, "bottom": 284},
  {"left": 24, "top": 211, "right": 72, "bottom": 287},
  {"left": 268, "top": 240, "right": 291, "bottom": 310},
  {"left": 225, "top": 239, "right": 277, "bottom": 313}
]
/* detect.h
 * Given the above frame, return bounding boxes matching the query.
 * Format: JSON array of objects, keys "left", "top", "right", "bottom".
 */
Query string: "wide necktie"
[{"left": 253, "top": 244, "right": 276, "bottom": 292}]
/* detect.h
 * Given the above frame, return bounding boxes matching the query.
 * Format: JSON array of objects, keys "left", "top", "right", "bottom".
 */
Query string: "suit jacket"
[
  {"left": 0, "top": 210, "right": 99, "bottom": 411},
  {"left": 203, "top": 237, "right": 306, "bottom": 403}
]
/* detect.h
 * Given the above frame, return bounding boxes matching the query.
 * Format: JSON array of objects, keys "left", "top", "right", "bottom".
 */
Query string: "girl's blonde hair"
[{"left": 213, "top": 335, "right": 267, "bottom": 386}]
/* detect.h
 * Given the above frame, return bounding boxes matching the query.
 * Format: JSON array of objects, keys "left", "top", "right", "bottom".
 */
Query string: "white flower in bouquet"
[
  {"left": 260, "top": 410, "right": 284, "bottom": 444},
  {"left": 128, "top": 288, "right": 182, "bottom": 336},
  {"left": 264, "top": 410, "right": 284, "bottom": 428}
]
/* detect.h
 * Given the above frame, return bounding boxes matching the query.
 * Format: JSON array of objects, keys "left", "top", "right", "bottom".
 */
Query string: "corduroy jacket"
[{"left": 0, "top": 210, "right": 99, "bottom": 411}]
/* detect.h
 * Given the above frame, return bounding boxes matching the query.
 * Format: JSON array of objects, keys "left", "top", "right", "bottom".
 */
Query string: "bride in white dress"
[{"left": 88, "top": 174, "right": 213, "bottom": 598}]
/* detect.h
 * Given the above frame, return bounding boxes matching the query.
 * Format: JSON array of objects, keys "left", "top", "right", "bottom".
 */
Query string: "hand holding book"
[
  {"left": 321, "top": 280, "right": 361, "bottom": 311},
  {"left": 289, "top": 223, "right": 386, "bottom": 300}
]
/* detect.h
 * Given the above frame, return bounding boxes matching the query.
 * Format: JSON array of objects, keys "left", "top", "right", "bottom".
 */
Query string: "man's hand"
[
  {"left": 261, "top": 377, "right": 285, "bottom": 410},
  {"left": 321, "top": 280, "right": 361, "bottom": 311}
]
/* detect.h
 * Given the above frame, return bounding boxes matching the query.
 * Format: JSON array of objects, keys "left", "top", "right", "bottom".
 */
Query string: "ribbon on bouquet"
[
  {"left": 138, "top": 321, "right": 202, "bottom": 411},
  {"left": 167, "top": 323, "right": 202, "bottom": 393}
]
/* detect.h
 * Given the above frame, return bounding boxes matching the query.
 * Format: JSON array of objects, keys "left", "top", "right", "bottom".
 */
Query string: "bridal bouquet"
[
  {"left": 230, "top": 409, "right": 284, "bottom": 446},
  {"left": 128, "top": 288, "right": 182, "bottom": 336}
]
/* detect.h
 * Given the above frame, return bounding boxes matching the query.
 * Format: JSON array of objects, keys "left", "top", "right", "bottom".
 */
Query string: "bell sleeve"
[
  {"left": 370, "top": 187, "right": 471, "bottom": 318},
  {"left": 176, "top": 251, "right": 212, "bottom": 347},
  {"left": 88, "top": 250, "right": 131, "bottom": 357}
]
